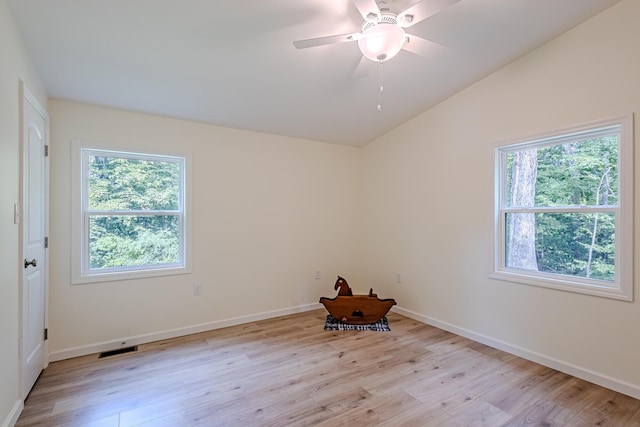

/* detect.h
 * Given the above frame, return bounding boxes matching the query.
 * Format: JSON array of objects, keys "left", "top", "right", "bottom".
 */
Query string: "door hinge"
[
  {"left": 44, "top": 145, "right": 49, "bottom": 157},
  {"left": 44, "top": 328, "right": 48, "bottom": 340},
  {"left": 44, "top": 237, "right": 48, "bottom": 249}
]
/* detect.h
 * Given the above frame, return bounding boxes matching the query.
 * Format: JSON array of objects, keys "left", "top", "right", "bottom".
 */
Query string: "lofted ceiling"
[{"left": 8, "top": 0, "right": 621, "bottom": 146}]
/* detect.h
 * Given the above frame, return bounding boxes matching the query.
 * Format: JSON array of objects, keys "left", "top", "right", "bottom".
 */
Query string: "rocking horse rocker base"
[{"left": 319, "top": 276, "right": 396, "bottom": 325}]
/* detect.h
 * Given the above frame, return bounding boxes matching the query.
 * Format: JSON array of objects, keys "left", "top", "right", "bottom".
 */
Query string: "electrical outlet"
[
  {"left": 193, "top": 283, "right": 202, "bottom": 296},
  {"left": 396, "top": 272, "right": 402, "bottom": 284},
  {"left": 314, "top": 269, "right": 321, "bottom": 280}
]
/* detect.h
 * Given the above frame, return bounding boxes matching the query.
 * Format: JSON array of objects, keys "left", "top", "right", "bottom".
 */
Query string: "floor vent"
[{"left": 98, "top": 346, "right": 138, "bottom": 358}]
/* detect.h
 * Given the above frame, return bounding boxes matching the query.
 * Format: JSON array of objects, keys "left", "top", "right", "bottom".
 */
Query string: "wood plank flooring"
[{"left": 17, "top": 310, "right": 640, "bottom": 426}]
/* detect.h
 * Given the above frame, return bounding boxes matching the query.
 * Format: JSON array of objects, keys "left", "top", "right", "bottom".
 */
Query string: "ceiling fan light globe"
[{"left": 358, "top": 23, "right": 406, "bottom": 62}]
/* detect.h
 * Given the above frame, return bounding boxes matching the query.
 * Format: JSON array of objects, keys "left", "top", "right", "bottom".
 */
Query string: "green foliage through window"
[
  {"left": 84, "top": 150, "right": 185, "bottom": 272},
  {"left": 501, "top": 129, "right": 620, "bottom": 283}
]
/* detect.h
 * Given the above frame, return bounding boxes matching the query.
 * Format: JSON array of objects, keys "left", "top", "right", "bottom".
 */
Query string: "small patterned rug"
[{"left": 324, "top": 315, "right": 390, "bottom": 331}]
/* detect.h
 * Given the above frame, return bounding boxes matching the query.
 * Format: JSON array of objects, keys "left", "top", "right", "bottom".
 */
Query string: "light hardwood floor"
[{"left": 17, "top": 310, "right": 640, "bottom": 426}]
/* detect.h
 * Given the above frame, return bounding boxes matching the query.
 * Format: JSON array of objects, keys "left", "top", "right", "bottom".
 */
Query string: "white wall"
[
  {"left": 48, "top": 100, "right": 363, "bottom": 358},
  {"left": 0, "top": 0, "right": 47, "bottom": 426},
  {"left": 361, "top": 0, "right": 640, "bottom": 397}
]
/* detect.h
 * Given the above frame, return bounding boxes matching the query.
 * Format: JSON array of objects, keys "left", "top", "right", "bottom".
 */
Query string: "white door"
[{"left": 21, "top": 85, "right": 48, "bottom": 398}]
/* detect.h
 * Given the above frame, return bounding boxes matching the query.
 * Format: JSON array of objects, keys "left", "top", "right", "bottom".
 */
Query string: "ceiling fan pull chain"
[{"left": 377, "top": 61, "right": 384, "bottom": 112}]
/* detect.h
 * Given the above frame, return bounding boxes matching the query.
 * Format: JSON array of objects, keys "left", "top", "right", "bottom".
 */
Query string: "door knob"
[{"left": 24, "top": 258, "right": 37, "bottom": 268}]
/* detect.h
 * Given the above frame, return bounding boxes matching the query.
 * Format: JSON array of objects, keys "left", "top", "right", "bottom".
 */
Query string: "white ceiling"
[{"left": 8, "top": 0, "right": 621, "bottom": 146}]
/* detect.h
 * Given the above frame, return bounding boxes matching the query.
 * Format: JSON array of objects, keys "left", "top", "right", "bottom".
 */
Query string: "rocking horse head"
[{"left": 334, "top": 276, "right": 353, "bottom": 296}]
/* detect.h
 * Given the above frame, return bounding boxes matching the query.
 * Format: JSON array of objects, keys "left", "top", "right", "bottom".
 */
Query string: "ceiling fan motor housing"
[{"left": 358, "top": 13, "right": 406, "bottom": 62}]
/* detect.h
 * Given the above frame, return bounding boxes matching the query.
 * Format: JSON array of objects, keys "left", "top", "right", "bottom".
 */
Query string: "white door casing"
[{"left": 20, "top": 83, "right": 49, "bottom": 398}]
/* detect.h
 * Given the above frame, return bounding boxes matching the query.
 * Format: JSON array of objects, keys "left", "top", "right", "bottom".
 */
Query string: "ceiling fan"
[{"left": 293, "top": 0, "right": 460, "bottom": 63}]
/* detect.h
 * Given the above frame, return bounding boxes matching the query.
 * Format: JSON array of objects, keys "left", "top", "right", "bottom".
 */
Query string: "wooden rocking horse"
[{"left": 320, "top": 276, "right": 396, "bottom": 325}]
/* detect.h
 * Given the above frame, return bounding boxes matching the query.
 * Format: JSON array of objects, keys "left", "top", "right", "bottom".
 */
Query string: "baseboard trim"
[
  {"left": 2, "top": 399, "right": 23, "bottom": 427},
  {"left": 49, "top": 303, "right": 322, "bottom": 362},
  {"left": 393, "top": 306, "right": 640, "bottom": 400}
]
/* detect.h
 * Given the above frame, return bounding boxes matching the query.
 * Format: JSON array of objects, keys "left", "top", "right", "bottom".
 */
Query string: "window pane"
[
  {"left": 88, "top": 155, "right": 181, "bottom": 210},
  {"left": 506, "top": 137, "right": 618, "bottom": 208},
  {"left": 505, "top": 212, "right": 615, "bottom": 282},
  {"left": 89, "top": 215, "right": 180, "bottom": 270}
]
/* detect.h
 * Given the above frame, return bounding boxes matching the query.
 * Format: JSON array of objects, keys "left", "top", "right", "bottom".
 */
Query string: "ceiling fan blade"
[
  {"left": 293, "top": 33, "right": 361, "bottom": 49},
  {"left": 398, "top": 0, "right": 460, "bottom": 28},
  {"left": 353, "top": 0, "right": 381, "bottom": 22},
  {"left": 402, "top": 34, "right": 447, "bottom": 58}
]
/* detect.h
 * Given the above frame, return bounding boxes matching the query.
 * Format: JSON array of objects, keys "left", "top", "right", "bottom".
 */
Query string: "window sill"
[
  {"left": 489, "top": 270, "right": 632, "bottom": 301},
  {"left": 72, "top": 266, "right": 191, "bottom": 285}
]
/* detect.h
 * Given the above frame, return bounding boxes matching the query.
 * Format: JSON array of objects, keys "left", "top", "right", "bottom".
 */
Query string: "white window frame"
[
  {"left": 71, "top": 141, "right": 191, "bottom": 284},
  {"left": 490, "top": 115, "right": 633, "bottom": 301}
]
